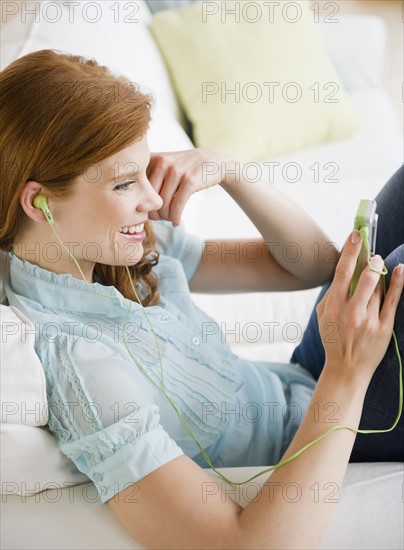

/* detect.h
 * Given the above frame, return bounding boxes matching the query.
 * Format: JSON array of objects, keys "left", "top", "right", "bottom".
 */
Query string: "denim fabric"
[{"left": 291, "top": 165, "right": 404, "bottom": 461}]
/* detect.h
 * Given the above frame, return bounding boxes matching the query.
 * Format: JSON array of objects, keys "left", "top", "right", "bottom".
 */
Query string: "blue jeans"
[{"left": 291, "top": 165, "right": 404, "bottom": 461}]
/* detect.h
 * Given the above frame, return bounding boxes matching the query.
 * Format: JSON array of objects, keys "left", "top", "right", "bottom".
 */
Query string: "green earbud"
[{"left": 33, "top": 194, "right": 54, "bottom": 225}]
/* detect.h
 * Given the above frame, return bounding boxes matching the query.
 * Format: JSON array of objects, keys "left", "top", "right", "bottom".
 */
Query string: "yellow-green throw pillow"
[{"left": 149, "top": 0, "right": 360, "bottom": 162}]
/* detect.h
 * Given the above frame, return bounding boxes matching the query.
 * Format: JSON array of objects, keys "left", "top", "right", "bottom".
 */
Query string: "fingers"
[
  {"left": 146, "top": 156, "right": 166, "bottom": 195},
  {"left": 350, "top": 255, "right": 385, "bottom": 309},
  {"left": 147, "top": 157, "right": 182, "bottom": 222},
  {"left": 379, "top": 264, "right": 404, "bottom": 329},
  {"left": 147, "top": 154, "right": 194, "bottom": 224},
  {"left": 146, "top": 148, "right": 232, "bottom": 225},
  {"left": 327, "top": 230, "right": 363, "bottom": 307},
  {"left": 367, "top": 273, "right": 383, "bottom": 319},
  {"left": 157, "top": 165, "right": 181, "bottom": 220},
  {"left": 168, "top": 183, "right": 194, "bottom": 227},
  {"left": 316, "top": 286, "right": 332, "bottom": 318},
  {"left": 159, "top": 172, "right": 196, "bottom": 224}
]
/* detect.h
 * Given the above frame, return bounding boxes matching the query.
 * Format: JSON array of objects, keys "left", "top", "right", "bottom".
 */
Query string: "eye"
[{"left": 114, "top": 180, "right": 138, "bottom": 191}]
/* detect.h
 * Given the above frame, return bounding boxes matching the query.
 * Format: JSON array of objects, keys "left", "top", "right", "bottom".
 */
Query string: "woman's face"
[{"left": 48, "top": 135, "right": 163, "bottom": 278}]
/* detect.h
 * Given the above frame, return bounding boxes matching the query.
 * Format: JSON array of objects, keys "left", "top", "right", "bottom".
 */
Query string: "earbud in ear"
[{"left": 33, "top": 194, "right": 54, "bottom": 225}]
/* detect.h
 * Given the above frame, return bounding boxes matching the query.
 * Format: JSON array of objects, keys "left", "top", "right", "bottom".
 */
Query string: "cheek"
[
  {"left": 61, "top": 208, "right": 103, "bottom": 244},
  {"left": 62, "top": 199, "right": 93, "bottom": 224},
  {"left": 63, "top": 196, "right": 126, "bottom": 237}
]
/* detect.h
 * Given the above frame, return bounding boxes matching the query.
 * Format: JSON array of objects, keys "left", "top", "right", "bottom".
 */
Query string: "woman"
[{"left": 1, "top": 50, "right": 402, "bottom": 549}]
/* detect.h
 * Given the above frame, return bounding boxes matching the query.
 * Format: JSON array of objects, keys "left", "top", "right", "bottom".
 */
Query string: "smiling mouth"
[{"left": 118, "top": 223, "right": 145, "bottom": 234}]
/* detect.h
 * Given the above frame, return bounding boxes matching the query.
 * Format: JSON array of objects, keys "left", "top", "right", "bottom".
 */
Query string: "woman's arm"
[
  {"left": 219, "top": 171, "right": 340, "bottom": 287},
  {"left": 108, "top": 370, "right": 367, "bottom": 550},
  {"left": 188, "top": 238, "right": 330, "bottom": 293},
  {"left": 108, "top": 234, "right": 403, "bottom": 549},
  {"left": 147, "top": 148, "right": 339, "bottom": 290}
]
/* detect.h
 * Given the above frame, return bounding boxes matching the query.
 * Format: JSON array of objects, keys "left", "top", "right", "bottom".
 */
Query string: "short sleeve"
[
  {"left": 152, "top": 220, "right": 204, "bottom": 282},
  {"left": 42, "top": 334, "right": 184, "bottom": 504}
]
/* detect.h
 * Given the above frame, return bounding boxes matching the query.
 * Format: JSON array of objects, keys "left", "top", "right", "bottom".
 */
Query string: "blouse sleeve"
[
  {"left": 152, "top": 220, "right": 204, "bottom": 282},
  {"left": 41, "top": 333, "right": 184, "bottom": 504}
]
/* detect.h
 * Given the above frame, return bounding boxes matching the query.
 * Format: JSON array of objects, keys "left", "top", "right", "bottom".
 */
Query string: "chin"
[{"left": 107, "top": 239, "right": 144, "bottom": 265}]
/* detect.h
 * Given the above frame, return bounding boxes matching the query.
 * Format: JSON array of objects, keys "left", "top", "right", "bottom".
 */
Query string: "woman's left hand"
[{"left": 146, "top": 148, "right": 235, "bottom": 226}]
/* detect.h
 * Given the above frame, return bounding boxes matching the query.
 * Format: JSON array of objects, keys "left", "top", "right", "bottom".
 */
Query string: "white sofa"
[{"left": 1, "top": 1, "right": 403, "bottom": 549}]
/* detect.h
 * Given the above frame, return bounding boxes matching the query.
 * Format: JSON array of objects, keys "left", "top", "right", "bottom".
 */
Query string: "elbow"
[{"left": 307, "top": 246, "right": 340, "bottom": 287}]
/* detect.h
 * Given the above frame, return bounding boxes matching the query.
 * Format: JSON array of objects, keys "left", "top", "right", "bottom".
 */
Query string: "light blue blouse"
[{"left": 5, "top": 220, "right": 316, "bottom": 503}]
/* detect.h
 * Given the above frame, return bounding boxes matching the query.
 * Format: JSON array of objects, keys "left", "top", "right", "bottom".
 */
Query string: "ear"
[{"left": 20, "top": 181, "right": 48, "bottom": 223}]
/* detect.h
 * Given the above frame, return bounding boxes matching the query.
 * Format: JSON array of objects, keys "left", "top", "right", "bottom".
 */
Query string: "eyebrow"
[
  {"left": 107, "top": 156, "right": 151, "bottom": 184},
  {"left": 108, "top": 169, "right": 140, "bottom": 184}
]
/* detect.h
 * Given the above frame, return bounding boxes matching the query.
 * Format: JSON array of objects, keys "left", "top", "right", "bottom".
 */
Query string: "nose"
[{"left": 138, "top": 178, "right": 164, "bottom": 213}]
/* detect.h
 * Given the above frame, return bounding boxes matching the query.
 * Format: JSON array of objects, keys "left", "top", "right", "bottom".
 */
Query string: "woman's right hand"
[{"left": 316, "top": 230, "right": 403, "bottom": 384}]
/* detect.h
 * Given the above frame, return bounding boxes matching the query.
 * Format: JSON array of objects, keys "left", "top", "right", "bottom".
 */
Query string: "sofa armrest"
[{"left": 319, "top": 15, "right": 387, "bottom": 91}]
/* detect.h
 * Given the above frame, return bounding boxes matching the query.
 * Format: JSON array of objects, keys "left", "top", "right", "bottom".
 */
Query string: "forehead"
[
  {"left": 75, "top": 137, "right": 150, "bottom": 187},
  {"left": 100, "top": 137, "right": 150, "bottom": 175}
]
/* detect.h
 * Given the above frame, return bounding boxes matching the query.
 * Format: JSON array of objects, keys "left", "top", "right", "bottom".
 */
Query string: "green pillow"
[{"left": 149, "top": 0, "right": 360, "bottom": 162}]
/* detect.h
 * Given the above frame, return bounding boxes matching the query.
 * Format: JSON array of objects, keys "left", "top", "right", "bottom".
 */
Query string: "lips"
[
  {"left": 118, "top": 228, "right": 146, "bottom": 242},
  {"left": 119, "top": 222, "right": 145, "bottom": 234}
]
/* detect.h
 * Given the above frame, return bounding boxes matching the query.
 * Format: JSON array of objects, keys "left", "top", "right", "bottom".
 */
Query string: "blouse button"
[
  {"left": 93, "top": 473, "right": 103, "bottom": 482},
  {"left": 223, "top": 359, "right": 230, "bottom": 366},
  {"left": 161, "top": 314, "right": 170, "bottom": 323},
  {"left": 192, "top": 336, "right": 200, "bottom": 346}
]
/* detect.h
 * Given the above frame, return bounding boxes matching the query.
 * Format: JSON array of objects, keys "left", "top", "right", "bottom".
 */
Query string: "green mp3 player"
[{"left": 349, "top": 199, "right": 378, "bottom": 298}]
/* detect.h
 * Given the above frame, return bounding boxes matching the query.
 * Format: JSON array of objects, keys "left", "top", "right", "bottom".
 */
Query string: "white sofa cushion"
[
  {"left": 0, "top": 305, "right": 89, "bottom": 495},
  {"left": 1, "top": 463, "right": 403, "bottom": 550},
  {"left": 1, "top": 423, "right": 89, "bottom": 496},
  {"left": 318, "top": 15, "right": 387, "bottom": 91},
  {"left": 0, "top": 305, "right": 47, "bottom": 426},
  {"left": 0, "top": 0, "right": 184, "bottom": 124},
  {"left": 147, "top": 100, "right": 194, "bottom": 152}
]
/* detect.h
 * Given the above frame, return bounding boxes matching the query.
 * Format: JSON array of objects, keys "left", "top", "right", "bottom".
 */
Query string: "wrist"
[
  {"left": 218, "top": 158, "right": 244, "bottom": 188},
  {"left": 321, "top": 361, "right": 371, "bottom": 395}
]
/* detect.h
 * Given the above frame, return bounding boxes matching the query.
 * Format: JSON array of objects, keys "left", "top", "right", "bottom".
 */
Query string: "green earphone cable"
[{"left": 45, "top": 216, "right": 402, "bottom": 487}]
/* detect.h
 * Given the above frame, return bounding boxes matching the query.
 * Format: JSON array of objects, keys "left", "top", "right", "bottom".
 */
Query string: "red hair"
[{"left": 0, "top": 49, "right": 160, "bottom": 306}]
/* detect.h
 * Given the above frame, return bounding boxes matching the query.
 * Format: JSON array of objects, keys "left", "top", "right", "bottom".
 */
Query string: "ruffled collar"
[{"left": 6, "top": 251, "right": 152, "bottom": 315}]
